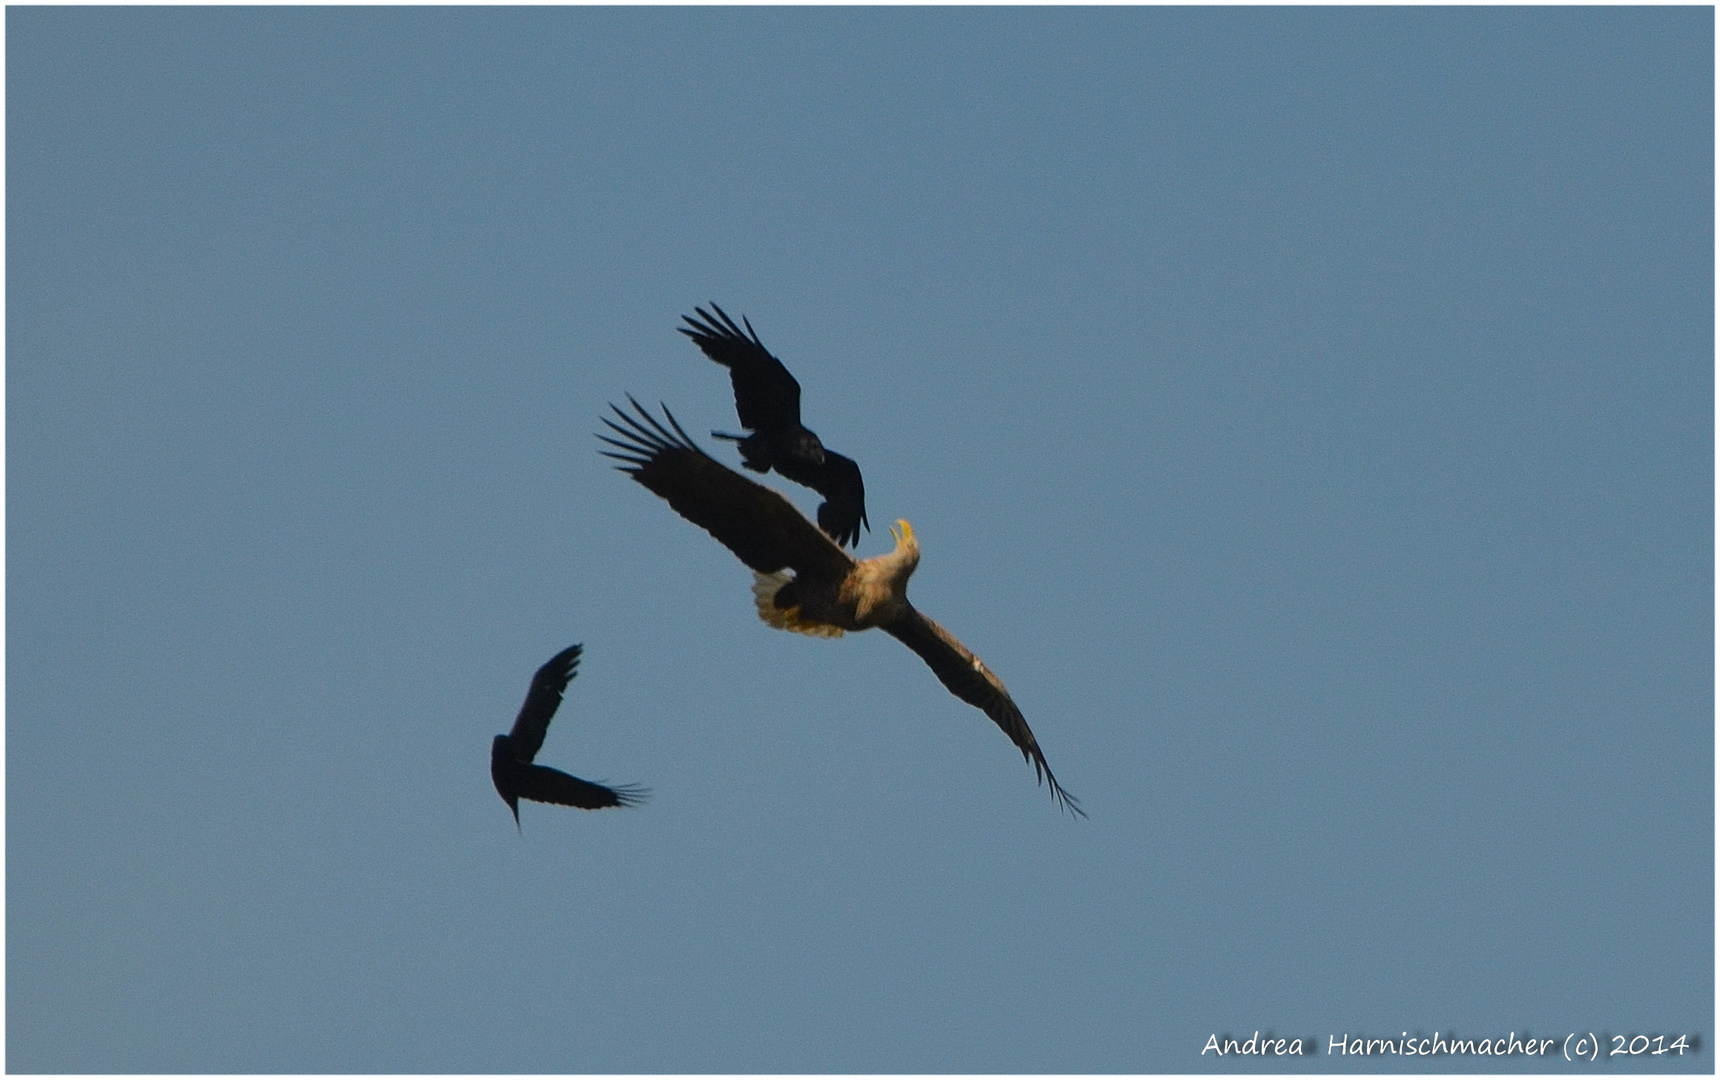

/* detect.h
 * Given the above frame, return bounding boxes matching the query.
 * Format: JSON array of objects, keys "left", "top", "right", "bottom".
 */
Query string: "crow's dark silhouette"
[
  {"left": 679, "top": 304, "right": 870, "bottom": 548},
  {"left": 491, "top": 645, "right": 644, "bottom": 827}
]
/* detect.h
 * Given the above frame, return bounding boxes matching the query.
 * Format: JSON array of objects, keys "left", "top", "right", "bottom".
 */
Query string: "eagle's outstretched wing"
[
  {"left": 599, "top": 398, "right": 854, "bottom": 581},
  {"left": 513, "top": 763, "right": 647, "bottom": 810},
  {"left": 885, "top": 607, "right": 1084, "bottom": 817},
  {"left": 506, "top": 643, "right": 581, "bottom": 764},
  {"left": 679, "top": 303, "right": 802, "bottom": 432}
]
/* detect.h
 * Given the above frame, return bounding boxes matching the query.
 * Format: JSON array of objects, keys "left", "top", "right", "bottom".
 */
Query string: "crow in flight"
[
  {"left": 679, "top": 304, "right": 870, "bottom": 548},
  {"left": 491, "top": 645, "right": 645, "bottom": 827}
]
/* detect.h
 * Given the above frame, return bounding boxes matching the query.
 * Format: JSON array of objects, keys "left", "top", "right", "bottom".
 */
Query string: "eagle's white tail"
[{"left": 751, "top": 572, "right": 844, "bottom": 638}]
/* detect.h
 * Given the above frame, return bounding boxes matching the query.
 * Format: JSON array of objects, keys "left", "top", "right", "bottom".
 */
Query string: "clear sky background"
[{"left": 7, "top": 6, "right": 1712, "bottom": 1073}]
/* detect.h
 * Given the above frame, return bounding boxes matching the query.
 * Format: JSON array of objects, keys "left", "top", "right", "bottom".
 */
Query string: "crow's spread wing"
[
  {"left": 507, "top": 644, "right": 582, "bottom": 764},
  {"left": 805, "top": 449, "right": 869, "bottom": 549},
  {"left": 600, "top": 398, "right": 855, "bottom": 581},
  {"left": 515, "top": 763, "right": 646, "bottom": 810},
  {"left": 885, "top": 607, "right": 1083, "bottom": 816},
  {"left": 679, "top": 304, "right": 802, "bottom": 432}
]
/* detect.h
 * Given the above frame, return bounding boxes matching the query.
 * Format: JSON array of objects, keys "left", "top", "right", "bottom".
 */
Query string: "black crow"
[
  {"left": 491, "top": 645, "right": 645, "bottom": 827},
  {"left": 679, "top": 304, "right": 870, "bottom": 548}
]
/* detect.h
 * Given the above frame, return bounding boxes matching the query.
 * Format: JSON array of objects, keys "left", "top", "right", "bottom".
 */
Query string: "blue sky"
[{"left": 7, "top": 6, "right": 1711, "bottom": 1072}]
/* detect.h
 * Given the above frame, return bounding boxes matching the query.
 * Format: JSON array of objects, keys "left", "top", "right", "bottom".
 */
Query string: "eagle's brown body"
[{"left": 755, "top": 521, "right": 918, "bottom": 635}]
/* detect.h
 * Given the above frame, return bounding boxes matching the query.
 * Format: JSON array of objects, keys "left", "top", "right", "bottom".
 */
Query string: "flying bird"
[
  {"left": 491, "top": 644, "right": 645, "bottom": 827},
  {"left": 679, "top": 304, "right": 870, "bottom": 548},
  {"left": 599, "top": 399, "right": 1082, "bottom": 816}
]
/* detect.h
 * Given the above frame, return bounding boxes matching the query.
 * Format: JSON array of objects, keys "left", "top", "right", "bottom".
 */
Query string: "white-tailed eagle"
[{"left": 599, "top": 400, "right": 1081, "bottom": 816}]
